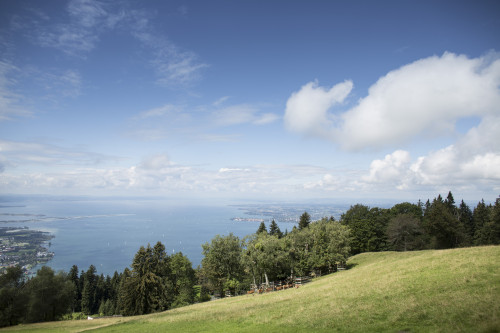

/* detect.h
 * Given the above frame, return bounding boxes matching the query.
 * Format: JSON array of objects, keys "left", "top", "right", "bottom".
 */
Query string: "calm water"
[{"left": 0, "top": 197, "right": 295, "bottom": 276}]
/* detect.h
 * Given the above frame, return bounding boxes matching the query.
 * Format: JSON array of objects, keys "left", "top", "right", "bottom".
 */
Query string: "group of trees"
[
  {"left": 0, "top": 243, "right": 196, "bottom": 327},
  {"left": 341, "top": 192, "right": 500, "bottom": 255},
  {"left": 0, "top": 266, "right": 74, "bottom": 326},
  {"left": 199, "top": 216, "right": 350, "bottom": 297}
]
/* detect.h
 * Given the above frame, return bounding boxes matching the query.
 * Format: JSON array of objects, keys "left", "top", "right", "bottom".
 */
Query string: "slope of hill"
[{"left": 3, "top": 246, "right": 499, "bottom": 332}]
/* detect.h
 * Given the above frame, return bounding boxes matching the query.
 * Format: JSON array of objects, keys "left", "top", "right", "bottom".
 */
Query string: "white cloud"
[
  {"left": 137, "top": 104, "right": 183, "bottom": 119},
  {"left": 284, "top": 80, "right": 353, "bottom": 139},
  {"left": 362, "top": 150, "right": 411, "bottom": 188},
  {"left": 285, "top": 52, "right": 500, "bottom": 151},
  {"left": 139, "top": 154, "right": 172, "bottom": 170},
  {"left": 212, "top": 104, "right": 279, "bottom": 126},
  {"left": 360, "top": 113, "right": 500, "bottom": 193},
  {"left": 213, "top": 96, "right": 230, "bottom": 107}
]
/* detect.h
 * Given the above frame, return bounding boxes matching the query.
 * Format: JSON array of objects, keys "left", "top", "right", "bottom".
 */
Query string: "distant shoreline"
[{"left": 231, "top": 217, "right": 265, "bottom": 222}]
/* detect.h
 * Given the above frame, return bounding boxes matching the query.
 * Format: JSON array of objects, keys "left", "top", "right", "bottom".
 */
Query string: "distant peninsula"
[{"left": 0, "top": 227, "right": 54, "bottom": 275}]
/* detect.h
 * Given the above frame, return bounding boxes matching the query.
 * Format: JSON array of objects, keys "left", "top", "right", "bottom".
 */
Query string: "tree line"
[
  {"left": 1, "top": 192, "right": 498, "bottom": 327},
  {"left": 199, "top": 216, "right": 350, "bottom": 298},
  {"left": 0, "top": 244, "right": 196, "bottom": 326},
  {"left": 342, "top": 192, "right": 500, "bottom": 255}
]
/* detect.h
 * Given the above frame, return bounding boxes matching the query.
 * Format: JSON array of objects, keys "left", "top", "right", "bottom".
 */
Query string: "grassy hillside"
[{"left": 3, "top": 246, "right": 499, "bottom": 333}]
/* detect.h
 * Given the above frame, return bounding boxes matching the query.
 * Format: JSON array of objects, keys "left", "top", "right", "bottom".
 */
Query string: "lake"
[{"left": 1, "top": 196, "right": 341, "bottom": 276}]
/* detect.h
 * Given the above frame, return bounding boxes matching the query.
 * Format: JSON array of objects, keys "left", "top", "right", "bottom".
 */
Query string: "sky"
[{"left": 0, "top": 0, "right": 499, "bottom": 203}]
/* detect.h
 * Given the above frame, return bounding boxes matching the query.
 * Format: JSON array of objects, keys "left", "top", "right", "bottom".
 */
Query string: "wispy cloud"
[
  {"left": 35, "top": 0, "right": 110, "bottom": 56},
  {"left": 132, "top": 30, "right": 208, "bottom": 87},
  {"left": 0, "top": 60, "right": 32, "bottom": 121},
  {"left": 212, "top": 104, "right": 279, "bottom": 126},
  {"left": 0, "top": 139, "right": 120, "bottom": 169},
  {"left": 26, "top": 0, "right": 208, "bottom": 86}
]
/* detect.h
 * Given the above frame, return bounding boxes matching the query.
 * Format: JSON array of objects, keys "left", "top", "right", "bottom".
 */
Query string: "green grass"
[{"left": 3, "top": 246, "right": 499, "bottom": 332}]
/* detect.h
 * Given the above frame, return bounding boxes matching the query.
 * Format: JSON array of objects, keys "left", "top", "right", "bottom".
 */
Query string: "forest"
[{"left": 1, "top": 192, "right": 499, "bottom": 327}]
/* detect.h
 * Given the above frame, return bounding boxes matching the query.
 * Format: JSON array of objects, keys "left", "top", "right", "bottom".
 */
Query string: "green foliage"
[
  {"left": 24, "top": 266, "right": 75, "bottom": 323},
  {"left": 170, "top": 252, "right": 196, "bottom": 308},
  {"left": 387, "top": 214, "right": 424, "bottom": 251},
  {"left": 269, "top": 220, "right": 283, "bottom": 238},
  {"left": 201, "top": 233, "right": 243, "bottom": 297},
  {"left": 298, "top": 211, "right": 311, "bottom": 230},
  {"left": 286, "top": 219, "right": 350, "bottom": 276},
  {"left": 458, "top": 200, "right": 474, "bottom": 246},
  {"left": 340, "top": 205, "right": 389, "bottom": 254},
  {"left": 120, "top": 242, "right": 170, "bottom": 315},
  {"left": 0, "top": 266, "right": 28, "bottom": 327},
  {"left": 81, "top": 265, "right": 97, "bottom": 315},
  {"left": 256, "top": 222, "right": 267, "bottom": 234},
  {"left": 424, "top": 198, "right": 463, "bottom": 249},
  {"left": 242, "top": 233, "right": 289, "bottom": 286}
]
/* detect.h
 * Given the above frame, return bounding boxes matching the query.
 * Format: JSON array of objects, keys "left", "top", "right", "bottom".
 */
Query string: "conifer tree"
[
  {"left": 257, "top": 222, "right": 267, "bottom": 234},
  {"left": 269, "top": 219, "right": 283, "bottom": 238},
  {"left": 81, "top": 265, "right": 97, "bottom": 315},
  {"left": 458, "top": 200, "right": 474, "bottom": 245},
  {"left": 299, "top": 212, "right": 311, "bottom": 230}
]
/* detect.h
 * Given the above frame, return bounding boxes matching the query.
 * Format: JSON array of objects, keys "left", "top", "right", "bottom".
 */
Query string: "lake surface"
[{"left": 1, "top": 196, "right": 318, "bottom": 276}]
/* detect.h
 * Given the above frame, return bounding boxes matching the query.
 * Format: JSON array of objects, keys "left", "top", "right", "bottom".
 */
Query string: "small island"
[{"left": 0, "top": 227, "right": 54, "bottom": 275}]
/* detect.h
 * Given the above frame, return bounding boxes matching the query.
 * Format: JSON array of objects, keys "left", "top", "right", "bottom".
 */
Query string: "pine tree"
[
  {"left": 269, "top": 220, "right": 283, "bottom": 238},
  {"left": 424, "top": 198, "right": 462, "bottom": 249},
  {"left": 257, "top": 222, "right": 267, "bottom": 234},
  {"left": 299, "top": 212, "right": 311, "bottom": 230},
  {"left": 458, "top": 200, "right": 474, "bottom": 246},
  {"left": 81, "top": 265, "right": 97, "bottom": 315},
  {"left": 68, "top": 265, "right": 81, "bottom": 312},
  {"left": 473, "top": 200, "right": 490, "bottom": 245}
]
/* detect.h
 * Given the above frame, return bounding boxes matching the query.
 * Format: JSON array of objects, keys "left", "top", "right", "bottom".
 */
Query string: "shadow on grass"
[{"left": 345, "top": 262, "right": 358, "bottom": 270}]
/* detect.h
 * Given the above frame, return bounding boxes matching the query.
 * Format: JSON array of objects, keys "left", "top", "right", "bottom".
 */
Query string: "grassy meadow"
[{"left": 2, "top": 246, "right": 499, "bottom": 333}]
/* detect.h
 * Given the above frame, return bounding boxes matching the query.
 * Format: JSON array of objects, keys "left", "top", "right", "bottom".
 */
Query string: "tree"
[
  {"left": 306, "top": 219, "right": 351, "bottom": 274},
  {"left": 242, "top": 233, "right": 287, "bottom": 287},
  {"left": 445, "top": 191, "right": 456, "bottom": 215},
  {"left": 256, "top": 222, "right": 267, "bottom": 234},
  {"left": 299, "top": 212, "right": 311, "bottom": 230},
  {"left": 121, "top": 242, "right": 170, "bottom": 315},
  {"left": 269, "top": 220, "right": 283, "bottom": 238},
  {"left": 458, "top": 200, "right": 474, "bottom": 246},
  {"left": 487, "top": 197, "right": 500, "bottom": 245},
  {"left": 423, "top": 198, "right": 463, "bottom": 249},
  {"left": 81, "top": 265, "right": 97, "bottom": 315},
  {"left": 340, "top": 205, "right": 389, "bottom": 254},
  {"left": 201, "top": 234, "right": 243, "bottom": 297},
  {"left": 170, "top": 252, "right": 196, "bottom": 308},
  {"left": 473, "top": 200, "right": 492, "bottom": 245},
  {"left": 25, "top": 266, "right": 75, "bottom": 323},
  {"left": 68, "top": 265, "right": 81, "bottom": 312},
  {"left": 0, "top": 266, "right": 28, "bottom": 327},
  {"left": 387, "top": 214, "right": 424, "bottom": 251},
  {"left": 390, "top": 202, "right": 423, "bottom": 219}
]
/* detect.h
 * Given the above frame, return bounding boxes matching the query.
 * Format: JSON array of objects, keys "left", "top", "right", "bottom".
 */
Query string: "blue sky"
[{"left": 1, "top": 0, "right": 499, "bottom": 203}]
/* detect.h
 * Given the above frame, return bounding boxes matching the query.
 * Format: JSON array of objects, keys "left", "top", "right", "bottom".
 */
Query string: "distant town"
[
  {"left": 0, "top": 227, "right": 54, "bottom": 275},
  {"left": 231, "top": 203, "right": 349, "bottom": 223}
]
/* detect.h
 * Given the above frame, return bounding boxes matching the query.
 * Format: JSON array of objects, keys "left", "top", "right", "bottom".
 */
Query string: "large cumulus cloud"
[{"left": 285, "top": 52, "right": 500, "bottom": 150}]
